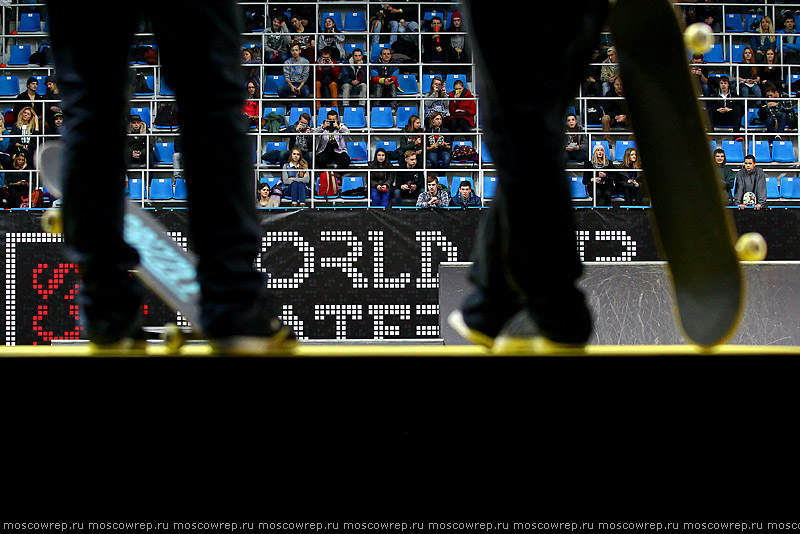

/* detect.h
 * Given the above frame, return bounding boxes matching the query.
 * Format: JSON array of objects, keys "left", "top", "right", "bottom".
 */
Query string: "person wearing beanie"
[
  {"left": 446, "top": 12, "right": 470, "bottom": 63},
  {"left": 13, "top": 76, "right": 44, "bottom": 120}
]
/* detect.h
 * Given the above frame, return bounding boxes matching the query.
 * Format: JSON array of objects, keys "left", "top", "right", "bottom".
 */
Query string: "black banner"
[{"left": 1, "top": 208, "right": 796, "bottom": 344}]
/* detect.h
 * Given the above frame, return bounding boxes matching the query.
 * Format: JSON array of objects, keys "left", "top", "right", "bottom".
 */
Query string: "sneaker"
[
  {"left": 492, "top": 310, "right": 587, "bottom": 355},
  {"left": 447, "top": 309, "right": 496, "bottom": 349},
  {"left": 89, "top": 328, "right": 148, "bottom": 355}
]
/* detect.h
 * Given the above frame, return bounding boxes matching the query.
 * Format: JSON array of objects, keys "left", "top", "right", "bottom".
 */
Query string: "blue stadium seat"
[
  {"left": 347, "top": 141, "right": 369, "bottom": 162},
  {"left": 130, "top": 107, "right": 151, "bottom": 127},
  {"left": 569, "top": 176, "right": 588, "bottom": 199},
  {"left": 263, "top": 141, "right": 287, "bottom": 155},
  {"left": 340, "top": 176, "right": 366, "bottom": 198},
  {"left": 173, "top": 178, "right": 188, "bottom": 200},
  {"left": 263, "top": 106, "right": 286, "bottom": 122},
  {"left": 397, "top": 74, "right": 419, "bottom": 95},
  {"left": 744, "top": 107, "right": 763, "bottom": 129},
  {"left": 0, "top": 76, "right": 19, "bottom": 97},
  {"left": 788, "top": 74, "right": 800, "bottom": 96},
  {"left": 133, "top": 75, "right": 155, "bottom": 96},
  {"left": 375, "top": 141, "right": 398, "bottom": 161},
  {"left": 437, "top": 175, "right": 450, "bottom": 190},
  {"left": 149, "top": 178, "right": 173, "bottom": 200},
  {"left": 396, "top": 106, "right": 418, "bottom": 128},
  {"left": 749, "top": 140, "right": 772, "bottom": 163},
  {"left": 765, "top": 176, "right": 781, "bottom": 199},
  {"left": 128, "top": 178, "right": 143, "bottom": 200},
  {"left": 446, "top": 74, "right": 468, "bottom": 93},
  {"left": 33, "top": 75, "right": 47, "bottom": 96},
  {"left": 370, "top": 107, "right": 394, "bottom": 129},
  {"left": 483, "top": 176, "right": 498, "bottom": 199},
  {"left": 288, "top": 107, "right": 312, "bottom": 126},
  {"left": 343, "top": 11, "right": 367, "bottom": 32},
  {"left": 8, "top": 45, "right": 31, "bottom": 66},
  {"left": 730, "top": 44, "right": 745, "bottom": 64},
  {"left": 480, "top": 141, "right": 493, "bottom": 164},
  {"left": 745, "top": 14, "right": 762, "bottom": 32},
  {"left": 614, "top": 140, "right": 636, "bottom": 161},
  {"left": 18, "top": 12, "right": 41, "bottom": 32},
  {"left": 703, "top": 43, "right": 725, "bottom": 63},
  {"left": 721, "top": 140, "right": 745, "bottom": 163},
  {"left": 725, "top": 14, "right": 744, "bottom": 32},
  {"left": 153, "top": 142, "right": 175, "bottom": 165},
  {"left": 422, "top": 74, "right": 443, "bottom": 93},
  {"left": 773, "top": 140, "right": 797, "bottom": 162},
  {"left": 158, "top": 78, "right": 175, "bottom": 97},
  {"left": 319, "top": 12, "right": 343, "bottom": 31},
  {"left": 452, "top": 140, "right": 475, "bottom": 162},
  {"left": 343, "top": 107, "right": 366, "bottom": 128},
  {"left": 781, "top": 176, "right": 800, "bottom": 198},
  {"left": 263, "top": 75, "right": 283, "bottom": 96}
]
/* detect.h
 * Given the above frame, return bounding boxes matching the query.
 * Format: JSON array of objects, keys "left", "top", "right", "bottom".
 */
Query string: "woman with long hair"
[
  {"left": 10, "top": 106, "right": 40, "bottom": 159},
  {"left": 369, "top": 147, "right": 394, "bottom": 208},
  {"left": 282, "top": 147, "right": 309, "bottom": 207},
  {"left": 750, "top": 15, "right": 776, "bottom": 63},
  {"left": 759, "top": 47, "right": 785, "bottom": 93},
  {"left": 737, "top": 46, "right": 762, "bottom": 105},
  {"left": 618, "top": 147, "right": 643, "bottom": 205},
  {"left": 583, "top": 143, "right": 615, "bottom": 206}
]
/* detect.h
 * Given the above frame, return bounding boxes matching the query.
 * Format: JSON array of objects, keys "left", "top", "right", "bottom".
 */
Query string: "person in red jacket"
[
  {"left": 315, "top": 47, "right": 341, "bottom": 111},
  {"left": 447, "top": 79, "right": 476, "bottom": 133}
]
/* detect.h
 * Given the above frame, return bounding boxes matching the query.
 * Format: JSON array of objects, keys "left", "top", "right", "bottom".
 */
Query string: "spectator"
[
  {"left": 446, "top": 12, "right": 470, "bottom": 64},
  {"left": 315, "top": 47, "right": 341, "bottom": 111},
  {"left": 173, "top": 129, "right": 183, "bottom": 180},
  {"left": 422, "top": 16, "right": 449, "bottom": 64},
  {"left": 394, "top": 150, "right": 424, "bottom": 205},
  {"left": 736, "top": 46, "right": 761, "bottom": 105},
  {"left": 318, "top": 16, "right": 346, "bottom": 62},
  {"left": 391, "top": 115, "right": 423, "bottom": 163},
  {"left": 278, "top": 42, "right": 311, "bottom": 98},
  {"left": 416, "top": 174, "right": 450, "bottom": 208},
  {"left": 710, "top": 76, "right": 742, "bottom": 132},
  {"left": 617, "top": 147, "right": 643, "bottom": 205},
  {"left": 751, "top": 15, "right": 777, "bottom": 63},
  {"left": 600, "top": 46, "right": 619, "bottom": 97},
  {"left": 690, "top": 53, "right": 710, "bottom": 98},
  {"left": 758, "top": 82, "right": 797, "bottom": 141},
  {"left": 264, "top": 14, "right": 292, "bottom": 64},
  {"left": 125, "top": 114, "right": 149, "bottom": 167},
  {"left": 778, "top": 14, "right": 800, "bottom": 66},
  {"left": 370, "top": 47, "right": 400, "bottom": 110},
  {"left": 583, "top": 143, "right": 615, "bottom": 206},
  {"left": 5, "top": 153, "right": 29, "bottom": 208},
  {"left": 450, "top": 180, "right": 482, "bottom": 208},
  {"left": 601, "top": 77, "right": 628, "bottom": 144},
  {"left": 341, "top": 48, "right": 367, "bottom": 108},
  {"left": 263, "top": 112, "right": 313, "bottom": 166},
  {"left": 282, "top": 147, "right": 310, "bottom": 207},
  {"left": 256, "top": 182, "right": 272, "bottom": 208},
  {"left": 13, "top": 77, "right": 44, "bottom": 120},
  {"left": 314, "top": 109, "right": 350, "bottom": 169},
  {"left": 44, "top": 75, "right": 62, "bottom": 126},
  {"left": 426, "top": 112, "right": 452, "bottom": 169},
  {"left": 735, "top": 155, "right": 767, "bottom": 210},
  {"left": 45, "top": 110, "right": 64, "bottom": 136},
  {"left": 564, "top": 113, "right": 588, "bottom": 164},
  {"left": 289, "top": 14, "right": 315, "bottom": 62},
  {"left": 759, "top": 48, "right": 785, "bottom": 93},
  {"left": 10, "top": 106, "right": 40, "bottom": 160},
  {"left": 582, "top": 46, "right": 604, "bottom": 98},
  {"left": 424, "top": 76, "right": 450, "bottom": 125},
  {"left": 369, "top": 5, "right": 419, "bottom": 46},
  {"left": 369, "top": 147, "right": 394, "bottom": 208},
  {"left": 243, "top": 81, "right": 261, "bottom": 129},
  {"left": 713, "top": 148, "right": 736, "bottom": 205},
  {"left": 0, "top": 116, "right": 10, "bottom": 155},
  {"left": 447, "top": 79, "right": 476, "bottom": 133}
]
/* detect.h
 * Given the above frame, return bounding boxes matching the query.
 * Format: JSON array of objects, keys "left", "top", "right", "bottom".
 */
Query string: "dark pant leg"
[
  {"left": 460, "top": 0, "right": 607, "bottom": 341},
  {"left": 46, "top": 2, "right": 144, "bottom": 343},
  {"left": 148, "top": 1, "right": 273, "bottom": 336}
]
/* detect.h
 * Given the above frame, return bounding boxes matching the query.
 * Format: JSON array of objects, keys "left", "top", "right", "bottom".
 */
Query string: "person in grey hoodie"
[{"left": 735, "top": 155, "right": 767, "bottom": 210}]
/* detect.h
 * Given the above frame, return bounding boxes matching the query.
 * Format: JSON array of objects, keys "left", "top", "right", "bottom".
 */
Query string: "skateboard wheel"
[
  {"left": 162, "top": 323, "right": 186, "bottom": 354},
  {"left": 735, "top": 232, "right": 768, "bottom": 261},
  {"left": 41, "top": 209, "right": 63, "bottom": 234}
]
